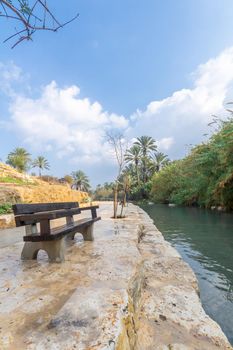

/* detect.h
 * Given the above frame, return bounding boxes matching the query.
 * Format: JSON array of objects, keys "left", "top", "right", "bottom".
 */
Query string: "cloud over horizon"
[
  {"left": 1, "top": 46, "right": 233, "bottom": 182},
  {"left": 9, "top": 80, "right": 129, "bottom": 164},
  {"left": 130, "top": 46, "right": 233, "bottom": 158}
]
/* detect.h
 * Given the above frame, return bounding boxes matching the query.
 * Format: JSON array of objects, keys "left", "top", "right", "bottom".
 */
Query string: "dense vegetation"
[
  {"left": 151, "top": 117, "right": 233, "bottom": 210},
  {"left": 94, "top": 136, "right": 170, "bottom": 202}
]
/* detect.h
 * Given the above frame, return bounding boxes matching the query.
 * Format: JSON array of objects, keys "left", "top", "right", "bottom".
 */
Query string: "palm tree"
[
  {"left": 6, "top": 147, "right": 31, "bottom": 172},
  {"left": 135, "top": 136, "right": 157, "bottom": 181},
  {"left": 72, "top": 170, "right": 91, "bottom": 192},
  {"left": 135, "top": 136, "right": 157, "bottom": 157},
  {"left": 151, "top": 152, "right": 170, "bottom": 172},
  {"left": 32, "top": 156, "right": 50, "bottom": 176},
  {"left": 125, "top": 145, "right": 141, "bottom": 185}
]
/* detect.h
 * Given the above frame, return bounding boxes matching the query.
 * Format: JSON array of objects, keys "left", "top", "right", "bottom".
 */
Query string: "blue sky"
[{"left": 1, "top": 0, "right": 233, "bottom": 186}]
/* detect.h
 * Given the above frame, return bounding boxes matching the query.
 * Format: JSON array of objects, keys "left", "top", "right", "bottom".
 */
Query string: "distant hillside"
[{"left": 0, "top": 163, "right": 88, "bottom": 206}]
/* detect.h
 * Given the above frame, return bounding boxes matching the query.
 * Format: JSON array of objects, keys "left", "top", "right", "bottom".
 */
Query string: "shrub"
[
  {"left": 0, "top": 203, "right": 13, "bottom": 214},
  {"left": 0, "top": 176, "right": 27, "bottom": 185}
]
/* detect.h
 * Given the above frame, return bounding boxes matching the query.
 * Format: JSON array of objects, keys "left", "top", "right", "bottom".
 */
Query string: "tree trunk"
[
  {"left": 113, "top": 183, "right": 118, "bottom": 218},
  {"left": 120, "top": 190, "right": 127, "bottom": 217},
  {"left": 136, "top": 166, "right": 140, "bottom": 185}
]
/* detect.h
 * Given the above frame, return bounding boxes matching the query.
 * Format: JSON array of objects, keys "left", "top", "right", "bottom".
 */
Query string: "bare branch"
[
  {"left": 0, "top": 0, "right": 79, "bottom": 48},
  {"left": 106, "top": 131, "right": 128, "bottom": 179}
]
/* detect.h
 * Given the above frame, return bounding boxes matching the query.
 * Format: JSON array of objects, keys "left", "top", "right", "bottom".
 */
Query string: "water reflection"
[{"left": 141, "top": 204, "right": 233, "bottom": 345}]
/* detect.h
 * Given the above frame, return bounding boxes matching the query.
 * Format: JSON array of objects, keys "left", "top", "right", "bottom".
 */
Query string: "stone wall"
[{"left": 126, "top": 208, "right": 232, "bottom": 349}]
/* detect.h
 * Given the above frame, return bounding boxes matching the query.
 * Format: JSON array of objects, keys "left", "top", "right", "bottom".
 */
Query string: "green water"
[{"left": 141, "top": 203, "right": 233, "bottom": 344}]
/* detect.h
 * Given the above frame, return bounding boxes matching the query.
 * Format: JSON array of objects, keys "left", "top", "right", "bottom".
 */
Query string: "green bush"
[
  {"left": 0, "top": 203, "right": 13, "bottom": 214},
  {"left": 0, "top": 176, "right": 26, "bottom": 185},
  {"left": 130, "top": 181, "right": 152, "bottom": 200}
]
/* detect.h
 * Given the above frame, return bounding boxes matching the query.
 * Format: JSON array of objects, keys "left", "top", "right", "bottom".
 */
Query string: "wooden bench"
[{"left": 12, "top": 202, "right": 101, "bottom": 262}]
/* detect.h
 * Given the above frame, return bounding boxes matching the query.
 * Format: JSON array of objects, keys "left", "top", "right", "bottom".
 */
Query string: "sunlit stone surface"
[{"left": 0, "top": 203, "right": 231, "bottom": 349}]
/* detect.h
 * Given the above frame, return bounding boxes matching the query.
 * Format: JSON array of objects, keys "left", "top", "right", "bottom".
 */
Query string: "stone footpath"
[{"left": 0, "top": 203, "right": 232, "bottom": 350}]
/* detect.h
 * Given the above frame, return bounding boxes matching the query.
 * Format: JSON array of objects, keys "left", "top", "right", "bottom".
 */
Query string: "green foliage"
[
  {"left": 6, "top": 147, "right": 31, "bottom": 172},
  {"left": 151, "top": 162, "right": 181, "bottom": 203},
  {"left": 130, "top": 181, "right": 152, "bottom": 200},
  {"left": 134, "top": 136, "right": 157, "bottom": 182},
  {"left": 123, "top": 136, "right": 169, "bottom": 200},
  {"left": 5, "top": 1, "right": 31, "bottom": 14},
  {"left": 93, "top": 182, "right": 114, "bottom": 200},
  {"left": 151, "top": 117, "right": 233, "bottom": 210},
  {"left": 32, "top": 156, "right": 50, "bottom": 176},
  {"left": 64, "top": 175, "right": 73, "bottom": 185},
  {"left": 72, "top": 170, "right": 91, "bottom": 192},
  {"left": 150, "top": 152, "right": 170, "bottom": 172},
  {"left": 0, "top": 176, "right": 26, "bottom": 185},
  {"left": 0, "top": 203, "right": 12, "bottom": 215}
]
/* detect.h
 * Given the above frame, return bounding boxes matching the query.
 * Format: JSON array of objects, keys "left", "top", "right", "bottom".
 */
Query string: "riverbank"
[
  {"left": 141, "top": 202, "right": 233, "bottom": 345},
  {"left": 0, "top": 202, "right": 231, "bottom": 349}
]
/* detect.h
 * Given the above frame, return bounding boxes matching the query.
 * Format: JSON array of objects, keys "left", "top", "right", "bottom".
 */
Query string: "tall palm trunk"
[
  {"left": 135, "top": 160, "right": 140, "bottom": 185},
  {"left": 142, "top": 155, "right": 147, "bottom": 182}
]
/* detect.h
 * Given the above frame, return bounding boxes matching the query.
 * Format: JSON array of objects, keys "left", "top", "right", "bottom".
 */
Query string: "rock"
[
  {"left": 0, "top": 214, "right": 15, "bottom": 229},
  {"left": 0, "top": 186, "right": 21, "bottom": 205},
  {"left": 217, "top": 206, "right": 227, "bottom": 212}
]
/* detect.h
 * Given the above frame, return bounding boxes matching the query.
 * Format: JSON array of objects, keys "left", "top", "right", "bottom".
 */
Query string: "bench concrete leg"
[
  {"left": 78, "top": 224, "right": 94, "bottom": 241},
  {"left": 21, "top": 238, "right": 66, "bottom": 263},
  {"left": 66, "top": 232, "right": 75, "bottom": 240},
  {"left": 21, "top": 242, "right": 40, "bottom": 260},
  {"left": 66, "top": 224, "right": 95, "bottom": 241},
  {"left": 43, "top": 239, "right": 65, "bottom": 262}
]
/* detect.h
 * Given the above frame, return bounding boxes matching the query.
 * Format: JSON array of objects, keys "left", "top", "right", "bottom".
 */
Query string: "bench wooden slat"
[
  {"left": 23, "top": 217, "right": 101, "bottom": 242},
  {"left": 13, "top": 202, "right": 79, "bottom": 215},
  {"left": 79, "top": 205, "right": 99, "bottom": 211},
  {"left": 14, "top": 208, "right": 81, "bottom": 226},
  {"left": 80, "top": 205, "right": 99, "bottom": 218}
]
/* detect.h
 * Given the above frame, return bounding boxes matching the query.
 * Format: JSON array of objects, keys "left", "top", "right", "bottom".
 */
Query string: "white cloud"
[
  {"left": 0, "top": 61, "right": 22, "bottom": 83},
  {"left": 0, "top": 61, "right": 30, "bottom": 97},
  {"left": 157, "top": 137, "right": 174, "bottom": 151},
  {"left": 9, "top": 80, "right": 129, "bottom": 164},
  {"left": 130, "top": 47, "right": 233, "bottom": 158}
]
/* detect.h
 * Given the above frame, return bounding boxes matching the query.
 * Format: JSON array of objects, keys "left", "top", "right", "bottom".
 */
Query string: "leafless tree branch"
[{"left": 0, "top": 0, "right": 79, "bottom": 48}]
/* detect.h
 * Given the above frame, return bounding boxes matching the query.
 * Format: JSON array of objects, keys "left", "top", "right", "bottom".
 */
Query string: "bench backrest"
[{"left": 12, "top": 202, "right": 79, "bottom": 215}]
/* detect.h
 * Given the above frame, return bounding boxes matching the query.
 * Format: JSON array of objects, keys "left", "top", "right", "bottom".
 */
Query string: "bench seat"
[{"left": 23, "top": 217, "right": 101, "bottom": 242}]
